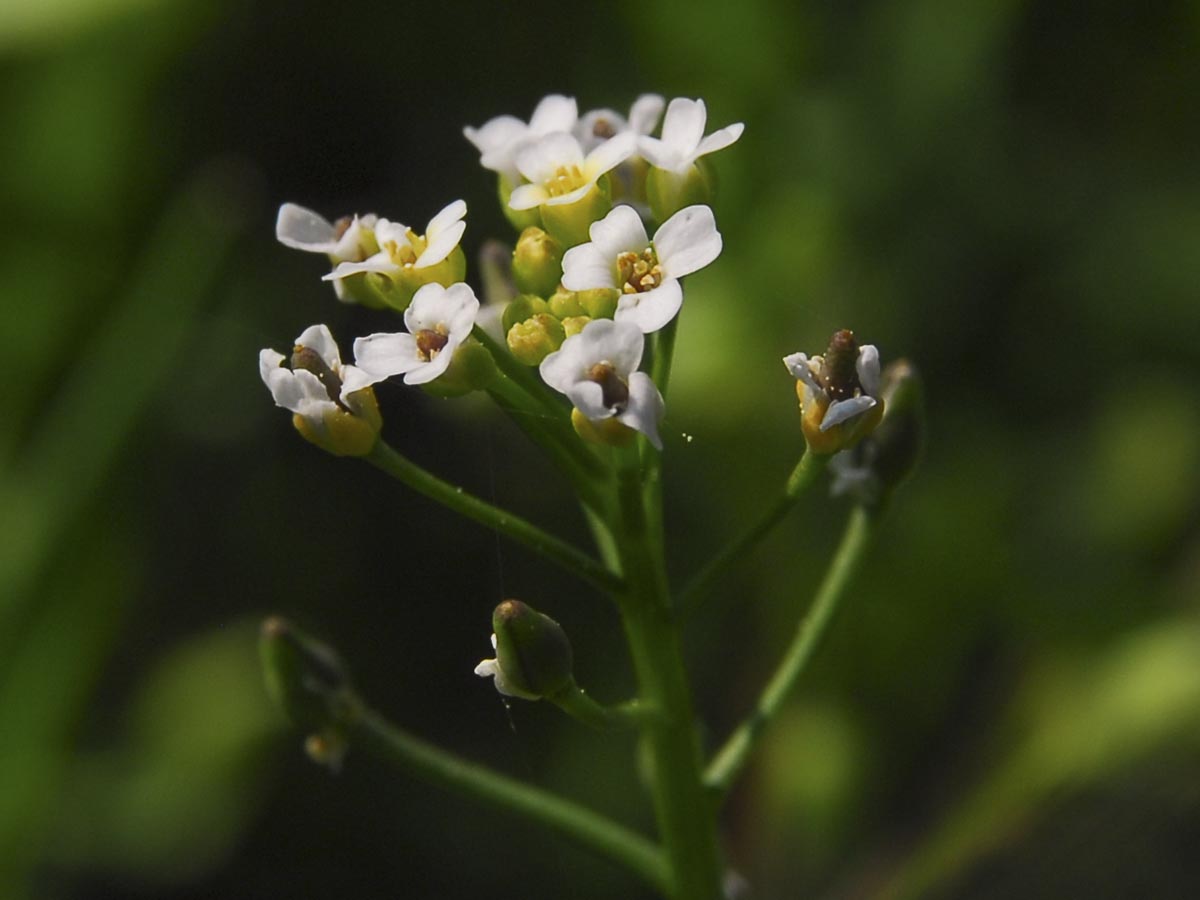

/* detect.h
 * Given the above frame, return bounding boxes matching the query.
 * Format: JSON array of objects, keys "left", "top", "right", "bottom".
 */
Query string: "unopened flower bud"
[
  {"left": 260, "top": 616, "right": 354, "bottom": 735},
  {"left": 561, "top": 315, "right": 591, "bottom": 338},
  {"left": 507, "top": 314, "right": 565, "bottom": 366},
  {"left": 474, "top": 600, "right": 574, "bottom": 701},
  {"left": 578, "top": 287, "right": 620, "bottom": 320},
  {"left": 540, "top": 176, "right": 613, "bottom": 249},
  {"left": 646, "top": 159, "right": 716, "bottom": 222},
  {"left": 478, "top": 239, "right": 517, "bottom": 308},
  {"left": 502, "top": 293, "right": 550, "bottom": 334},
  {"left": 548, "top": 287, "right": 587, "bottom": 319},
  {"left": 512, "top": 227, "right": 564, "bottom": 298}
]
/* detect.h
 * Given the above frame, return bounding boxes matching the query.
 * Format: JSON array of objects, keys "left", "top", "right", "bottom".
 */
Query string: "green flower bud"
[
  {"left": 420, "top": 340, "right": 498, "bottom": 397},
  {"left": 646, "top": 158, "right": 716, "bottom": 222},
  {"left": 260, "top": 617, "right": 354, "bottom": 734},
  {"left": 561, "top": 315, "right": 592, "bottom": 338},
  {"left": 502, "top": 293, "right": 550, "bottom": 334},
  {"left": 512, "top": 227, "right": 564, "bottom": 298},
  {"left": 548, "top": 287, "right": 587, "bottom": 319},
  {"left": 578, "top": 287, "right": 620, "bottom": 320},
  {"left": 507, "top": 314, "right": 565, "bottom": 366},
  {"left": 482, "top": 600, "right": 574, "bottom": 701},
  {"left": 498, "top": 174, "right": 542, "bottom": 232},
  {"left": 334, "top": 271, "right": 391, "bottom": 310},
  {"left": 540, "top": 175, "right": 613, "bottom": 249}
]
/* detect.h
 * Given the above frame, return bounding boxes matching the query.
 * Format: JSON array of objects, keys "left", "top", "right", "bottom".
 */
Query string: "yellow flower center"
[
  {"left": 384, "top": 229, "right": 427, "bottom": 268},
  {"left": 616, "top": 248, "right": 664, "bottom": 294},
  {"left": 544, "top": 164, "right": 587, "bottom": 198}
]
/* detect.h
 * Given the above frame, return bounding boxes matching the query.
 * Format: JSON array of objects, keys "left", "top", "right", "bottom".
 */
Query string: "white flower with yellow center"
[
  {"left": 275, "top": 204, "right": 379, "bottom": 301},
  {"left": 638, "top": 97, "right": 744, "bottom": 174},
  {"left": 323, "top": 199, "right": 466, "bottom": 284},
  {"left": 783, "top": 330, "right": 884, "bottom": 455},
  {"left": 464, "top": 94, "right": 578, "bottom": 184},
  {"left": 539, "top": 319, "right": 664, "bottom": 449},
  {"left": 508, "top": 131, "right": 637, "bottom": 213},
  {"left": 350, "top": 282, "right": 480, "bottom": 387},
  {"left": 560, "top": 204, "right": 721, "bottom": 333}
]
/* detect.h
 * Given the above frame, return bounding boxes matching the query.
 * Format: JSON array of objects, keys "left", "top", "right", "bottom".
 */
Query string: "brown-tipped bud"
[
  {"left": 512, "top": 227, "right": 564, "bottom": 298},
  {"left": 476, "top": 600, "right": 574, "bottom": 701},
  {"left": 260, "top": 617, "right": 354, "bottom": 734}
]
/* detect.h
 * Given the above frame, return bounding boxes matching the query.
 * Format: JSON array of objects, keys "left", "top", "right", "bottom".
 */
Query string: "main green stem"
[
  {"left": 705, "top": 505, "right": 875, "bottom": 794},
  {"left": 349, "top": 704, "right": 669, "bottom": 892},
  {"left": 612, "top": 450, "right": 724, "bottom": 900}
]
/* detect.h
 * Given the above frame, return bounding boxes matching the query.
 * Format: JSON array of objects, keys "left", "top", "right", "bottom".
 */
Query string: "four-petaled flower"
[
  {"left": 561, "top": 204, "right": 722, "bottom": 334},
  {"left": 783, "top": 330, "right": 884, "bottom": 455},
  {"left": 350, "top": 282, "right": 480, "bottom": 387},
  {"left": 275, "top": 204, "right": 379, "bottom": 301},
  {"left": 508, "top": 132, "right": 636, "bottom": 213},
  {"left": 637, "top": 97, "right": 744, "bottom": 174},
  {"left": 464, "top": 94, "right": 579, "bottom": 184},
  {"left": 259, "top": 324, "right": 381, "bottom": 456},
  {"left": 539, "top": 319, "right": 664, "bottom": 449},
  {"left": 324, "top": 199, "right": 467, "bottom": 287}
]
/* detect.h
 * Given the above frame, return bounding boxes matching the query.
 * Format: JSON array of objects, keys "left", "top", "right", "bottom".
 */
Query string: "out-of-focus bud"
[
  {"left": 478, "top": 239, "right": 517, "bottom": 308},
  {"left": 502, "top": 293, "right": 550, "bottom": 334},
  {"left": 548, "top": 287, "right": 586, "bottom": 319},
  {"left": 561, "top": 315, "right": 592, "bottom": 338},
  {"left": 474, "top": 600, "right": 574, "bottom": 701},
  {"left": 578, "top": 287, "right": 620, "bottom": 320},
  {"left": 646, "top": 159, "right": 716, "bottom": 222},
  {"left": 512, "top": 227, "right": 564, "bottom": 298},
  {"left": 540, "top": 176, "right": 613, "bottom": 249},
  {"left": 507, "top": 314, "right": 565, "bottom": 366},
  {"left": 498, "top": 174, "right": 543, "bottom": 232},
  {"left": 260, "top": 616, "right": 354, "bottom": 735}
]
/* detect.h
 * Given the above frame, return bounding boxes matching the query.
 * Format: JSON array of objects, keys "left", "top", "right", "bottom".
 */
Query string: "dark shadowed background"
[{"left": 2, "top": 1, "right": 1199, "bottom": 897}]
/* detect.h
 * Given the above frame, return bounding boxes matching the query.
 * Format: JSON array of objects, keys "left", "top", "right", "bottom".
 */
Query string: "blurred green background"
[{"left": 2, "top": 0, "right": 1198, "bottom": 897}]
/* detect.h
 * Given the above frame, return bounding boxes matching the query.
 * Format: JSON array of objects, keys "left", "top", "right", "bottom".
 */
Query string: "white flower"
[
  {"left": 350, "top": 282, "right": 480, "bottom": 387},
  {"left": 275, "top": 204, "right": 379, "bottom": 301},
  {"left": 464, "top": 94, "right": 579, "bottom": 183},
  {"left": 323, "top": 199, "right": 466, "bottom": 284},
  {"left": 560, "top": 204, "right": 721, "bottom": 333},
  {"left": 539, "top": 319, "right": 664, "bottom": 449},
  {"left": 259, "top": 323, "right": 366, "bottom": 421},
  {"left": 783, "top": 340, "right": 881, "bottom": 433},
  {"left": 508, "top": 131, "right": 637, "bottom": 212},
  {"left": 575, "top": 94, "right": 664, "bottom": 153},
  {"left": 473, "top": 633, "right": 539, "bottom": 701},
  {"left": 638, "top": 97, "right": 744, "bottom": 174}
]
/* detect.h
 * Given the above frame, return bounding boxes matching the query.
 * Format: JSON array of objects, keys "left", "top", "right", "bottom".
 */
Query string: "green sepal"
[{"left": 491, "top": 600, "right": 574, "bottom": 700}]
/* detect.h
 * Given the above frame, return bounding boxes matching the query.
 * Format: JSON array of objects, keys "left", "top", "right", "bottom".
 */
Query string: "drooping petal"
[
  {"left": 691, "top": 123, "right": 745, "bottom": 164},
  {"left": 508, "top": 183, "right": 549, "bottom": 211},
  {"left": 353, "top": 332, "right": 423, "bottom": 381},
  {"left": 564, "top": 379, "right": 611, "bottom": 420},
  {"left": 275, "top": 203, "right": 336, "bottom": 251},
  {"left": 856, "top": 345, "right": 881, "bottom": 397},
  {"left": 528, "top": 94, "right": 578, "bottom": 134},
  {"left": 259, "top": 348, "right": 286, "bottom": 386},
  {"left": 617, "top": 371, "right": 665, "bottom": 449},
  {"left": 653, "top": 205, "right": 722, "bottom": 277},
  {"left": 783, "top": 352, "right": 826, "bottom": 399},
  {"left": 628, "top": 94, "right": 666, "bottom": 136},
  {"left": 561, "top": 242, "right": 618, "bottom": 292},
  {"left": 614, "top": 278, "right": 683, "bottom": 334},
  {"left": 588, "top": 205, "right": 647, "bottom": 257},
  {"left": 323, "top": 255, "right": 400, "bottom": 281},
  {"left": 294, "top": 324, "right": 342, "bottom": 369},
  {"left": 416, "top": 220, "right": 466, "bottom": 268},
  {"left": 822, "top": 396, "right": 877, "bottom": 431},
  {"left": 338, "top": 364, "right": 379, "bottom": 397},
  {"left": 583, "top": 132, "right": 637, "bottom": 180},
  {"left": 660, "top": 98, "right": 708, "bottom": 155}
]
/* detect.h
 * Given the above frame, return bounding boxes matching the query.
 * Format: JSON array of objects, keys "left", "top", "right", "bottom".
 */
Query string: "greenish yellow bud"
[
  {"left": 498, "top": 174, "right": 542, "bottom": 232},
  {"left": 540, "top": 175, "right": 613, "bottom": 248},
  {"left": 292, "top": 386, "right": 382, "bottom": 457},
  {"left": 646, "top": 159, "right": 716, "bottom": 222},
  {"left": 571, "top": 407, "right": 636, "bottom": 448},
  {"left": 478, "top": 239, "right": 517, "bottom": 307},
  {"left": 507, "top": 314, "right": 565, "bottom": 366},
  {"left": 578, "top": 287, "right": 620, "bottom": 320},
  {"left": 489, "top": 600, "right": 574, "bottom": 700},
  {"left": 259, "top": 617, "right": 354, "bottom": 735},
  {"left": 502, "top": 293, "right": 550, "bottom": 334},
  {"left": 561, "top": 316, "right": 591, "bottom": 338},
  {"left": 420, "top": 340, "right": 498, "bottom": 397},
  {"left": 548, "top": 287, "right": 586, "bottom": 319},
  {"left": 512, "top": 227, "right": 564, "bottom": 298}
]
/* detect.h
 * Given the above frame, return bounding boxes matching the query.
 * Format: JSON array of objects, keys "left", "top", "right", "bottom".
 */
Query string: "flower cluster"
[{"left": 263, "top": 93, "right": 744, "bottom": 451}]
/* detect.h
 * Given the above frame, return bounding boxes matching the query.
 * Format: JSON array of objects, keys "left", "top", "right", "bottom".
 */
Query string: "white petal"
[
  {"left": 405, "top": 282, "right": 478, "bottom": 335},
  {"left": 324, "top": 255, "right": 399, "bottom": 281},
  {"left": 259, "top": 348, "right": 286, "bottom": 387},
  {"left": 653, "top": 205, "right": 722, "bottom": 277},
  {"left": 581, "top": 318, "right": 644, "bottom": 376},
  {"left": 426, "top": 199, "right": 467, "bottom": 238},
  {"left": 636, "top": 135, "right": 683, "bottom": 172},
  {"left": 474, "top": 658, "right": 499, "bottom": 678},
  {"left": 821, "top": 396, "right": 877, "bottom": 431},
  {"left": 783, "top": 352, "right": 825, "bottom": 399},
  {"left": 403, "top": 350, "right": 454, "bottom": 386},
  {"left": 618, "top": 372, "right": 665, "bottom": 449},
  {"left": 543, "top": 182, "right": 595, "bottom": 208},
  {"left": 660, "top": 98, "right": 707, "bottom": 155},
  {"left": 275, "top": 203, "right": 336, "bottom": 252},
  {"left": 295, "top": 324, "right": 341, "bottom": 369},
  {"left": 628, "top": 94, "right": 665, "bottom": 136},
  {"left": 565, "top": 379, "right": 611, "bottom": 420},
  {"left": 561, "top": 243, "right": 618, "bottom": 291},
  {"left": 443, "top": 282, "right": 482, "bottom": 339},
  {"left": 539, "top": 342, "right": 585, "bottom": 395},
  {"left": 690, "top": 122, "right": 744, "bottom": 164},
  {"left": 339, "top": 364, "right": 381, "bottom": 396},
  {"left": 588, "top": 205, "right": 648, "bottom": 256},
  {"left": 614, "top": 279, "right": 683, "bottom": 334},
  {"left": 516, "top": 132, "right": 584, "bottom": 183},
  {"left": 464, "top": 115, "right": 524, "bottom": 155},
  {"left": 416, "top": 220, "right": 466, "bottom": 268},
  {"left": 353, "top": 332, "right": 423, "bottom": 380},
  {"left": 583, "top": 132, "right": 637, "bottom": 179},
  {"left": 856, "top": 345, "right": 881, "bottom": 397},
  {"left": 529, "top": 94, "right": 578, "bottom": 135},
  {"left": 508, "top": 183, "right": 548, "bottom": 211}
]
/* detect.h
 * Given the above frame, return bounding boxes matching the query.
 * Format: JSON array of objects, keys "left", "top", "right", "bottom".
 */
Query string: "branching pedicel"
[{"left": 259, "top": 93, "right": 924, "bottom": 900}]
